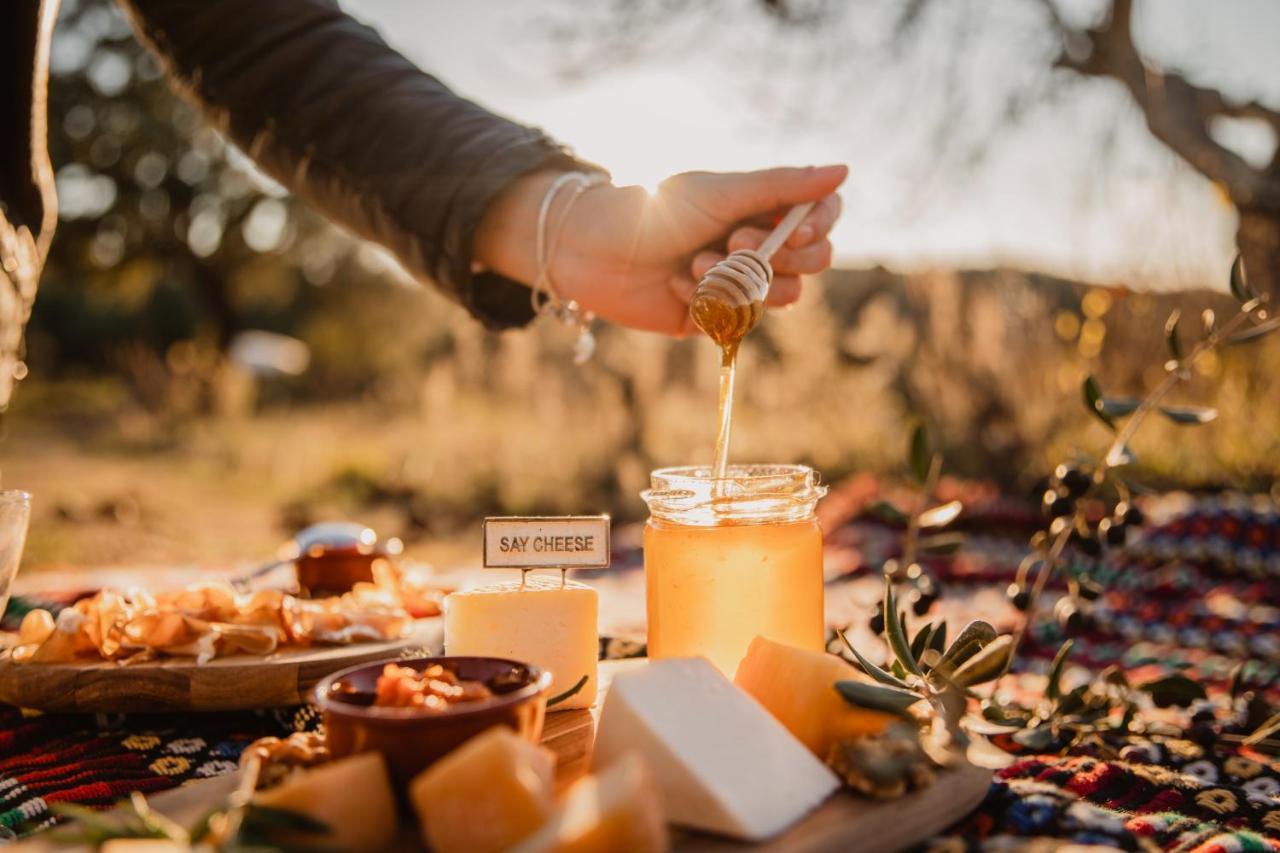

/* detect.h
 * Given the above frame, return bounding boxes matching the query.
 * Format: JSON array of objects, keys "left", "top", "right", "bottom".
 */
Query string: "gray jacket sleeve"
[{"left": 119, "top": 0, "right": 598, "bottom": 329}]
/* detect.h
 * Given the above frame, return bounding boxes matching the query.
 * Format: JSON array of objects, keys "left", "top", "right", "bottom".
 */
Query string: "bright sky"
[{"left": 342, "top": 0, "right": 1280, "bottom": 291}]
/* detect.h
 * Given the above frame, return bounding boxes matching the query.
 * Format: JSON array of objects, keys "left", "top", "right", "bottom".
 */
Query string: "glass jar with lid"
[{"left": 640, "top": 464, "right": 827, "bottom": 676}]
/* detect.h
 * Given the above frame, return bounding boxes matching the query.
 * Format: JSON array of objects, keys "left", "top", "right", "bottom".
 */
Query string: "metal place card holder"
[{"left": 482, "top": 515, "right": 612, "bottom": 586}]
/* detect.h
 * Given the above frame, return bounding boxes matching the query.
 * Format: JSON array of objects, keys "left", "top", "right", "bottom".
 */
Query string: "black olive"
[
  {"left": 1055, "top": 598, "right": 1087, "bottom": 635},
  {"left": 1101, "top": 518, "right": 1127, "bottom": 546},
  {"left": 1043, "top": 491, "right": 1075, "bottom": 518},
  {"left": 1006, "top": 583, "right": 1031, "bottom": 611},
  {"left": 869, "top": 610, "right": 886, "bottom": 635},
  {"left": 911, "top": 590, "right": 934, "bottom": 616},
  {"left": 1055, "top": 465, "right": 1092, "bottom": 497},
  {"left": 1123, "top": 506, "right": 1145, "bottom": 527},
  {"left": 1077, "top": 536, "right": 1103, "bottom": 558}
]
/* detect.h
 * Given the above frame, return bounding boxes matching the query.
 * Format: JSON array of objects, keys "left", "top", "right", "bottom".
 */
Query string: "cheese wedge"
[
  {"left": 735, "top": 635, "right": 897, "bottom": 759},
  {"left": 592, "top": 657, "right": 839, "bottom": 841},
  {"left": 513, "top": 753, "right": 669, "bottom": 853},
  {"left": 444, "top": 576, "right": 598, "bottom": 709},
  {"left": 252, "top": 751, "right": 396, "bottom": 853},
  {"left": 410, "top": 726, "right": 557, "bottom": 853}
]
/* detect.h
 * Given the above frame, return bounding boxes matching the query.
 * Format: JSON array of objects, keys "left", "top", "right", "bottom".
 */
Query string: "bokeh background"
[{"left": 5, "top": 0, "right": 1279, "bottom": 571}]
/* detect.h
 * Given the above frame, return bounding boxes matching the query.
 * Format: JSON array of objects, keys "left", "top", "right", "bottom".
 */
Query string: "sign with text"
[{"left": 483, "top": 516, "right": 611, "bottom": 569}]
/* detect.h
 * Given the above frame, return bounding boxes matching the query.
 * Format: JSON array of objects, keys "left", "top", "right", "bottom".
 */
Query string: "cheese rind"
[
  {"left": 735, "top": 635, "right": 897, "bottom": 759},
  {"left": 592, "top": 657, "right": 839, "bottom": 841},
  {"left": 513, "top": 753, "right": 669, "bottom": 853},
  {"left": 444, "top": 577, "right": 598, "bottom": 709},
  {"left": 410, "top": 726, "right": 556, "bottom": 853},
  {"left": 251, "top": 751, "right": 396, "bottom": 853}
]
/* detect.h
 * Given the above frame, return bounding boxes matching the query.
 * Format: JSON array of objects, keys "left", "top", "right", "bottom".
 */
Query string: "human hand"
[{"left": 475, "top": 164, "right": 846, "bottom": 336}]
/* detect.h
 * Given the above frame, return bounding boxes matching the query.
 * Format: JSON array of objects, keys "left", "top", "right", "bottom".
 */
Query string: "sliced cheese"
[
  {"left": 252, "top": 751, "right": 396, "bottom": 853},
  {"left": 735, "top": 635, "right": 897, "bottom": 759},
  {"left": 514, "top": 753, "right": 669, "bottom": 853},
  {"left": 444, "top": 576, "right": 598, "bottom": 709},
  {"left": 410, "top": 726, "right": 556, "bottom": 853},
  {"left": 592, "top": 657, "right": 838, "bottom": 841}
]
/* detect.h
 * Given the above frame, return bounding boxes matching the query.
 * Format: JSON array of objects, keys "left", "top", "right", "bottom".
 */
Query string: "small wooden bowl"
[{"left": 314, "top": 656, "right": 552, "bottom": 790}]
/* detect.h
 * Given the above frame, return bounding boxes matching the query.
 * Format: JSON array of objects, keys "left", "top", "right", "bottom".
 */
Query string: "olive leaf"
[
  {"left": 1158, "top": 405, "right": 1218, "bottom": 425},
  {"left": 1137, "top": 673, "right": 1207, "bottom": 707},
  {"left": 1098, "top": 398, "right": 1141, "bottom": 418},
  {"left": 1082, "top": 375, "right": 1115, "bottom": 432},
  {"left": 950, "top": 635, "right": 1014, "bottom": 687},
  {"left": 1227, "top": 317, "right": 1280, "bottom": 345},
  {"left": 910, "top": 622, "right": 934, "bottom": 662},
  {"left": 548, "top": 674, "right": 590, "bottom": 707},
  {"left": 1230, "top": 661, "right": 1249, "bottom": 698},
  {"left": 241, "top": 805, "right": 332, "bottom": 835},
  {"left": 1164, "top": 309, "right": 1183, "bottom": 361},
  {"left": 1229, "top": 254, "right": 1254, "bottom": 303},
  {"left": 839, "top": 628, "right": 912, "bottom": 690},
  {"left": 1012, "top": 726, "right": 1055, "bottom": 751},
  {"left": 918, "top": 533, "right": 965, "bottom": 555},
  {"left": 917, "top": 500, "right": 962, "bottom": 529},
  {"left": 934, "top": 620, "right": 997, "bottom": 676},
  {"left": 929, "top": 621, "right": 948, "bottom": 654},
  {"left": 1046, "top": 639, "right": 1074, "bottom": 704},
  {"left": 884, "top": 578, "right": 922, "bottom": 678},
  {"left": 835, "top": 680, "right": 922, "bottom": 716},
  {"left": 909, "top": 423, "right": 931, "bottom": 484},
  {"left": 867, "top": 500, "right": 909, "bottom": 525},
  {"left": 1055, "top": 683, "right": 1089, "bottom": 717}
]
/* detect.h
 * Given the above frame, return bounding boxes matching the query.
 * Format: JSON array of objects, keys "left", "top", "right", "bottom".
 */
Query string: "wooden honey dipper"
[{"left": 689, "top": 201, "right": 815, "bottom": 348}]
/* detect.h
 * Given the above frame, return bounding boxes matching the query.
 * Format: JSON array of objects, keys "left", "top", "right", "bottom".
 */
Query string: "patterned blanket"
[{"left": 1, "top": 489, "right": 1277, "bottom": 850}]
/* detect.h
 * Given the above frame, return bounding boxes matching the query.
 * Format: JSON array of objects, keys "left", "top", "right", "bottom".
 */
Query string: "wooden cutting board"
[
  {"left": 15, "top": 658, "right": 993, "bottom": 853},
  {"left": 0, "top": 619, "right": 443, "bottom": 712}
]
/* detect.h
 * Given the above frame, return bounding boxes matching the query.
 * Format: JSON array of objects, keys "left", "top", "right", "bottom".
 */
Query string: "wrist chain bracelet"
[{"left": 534, "top": 171, "right": 607, "bottom": 364}]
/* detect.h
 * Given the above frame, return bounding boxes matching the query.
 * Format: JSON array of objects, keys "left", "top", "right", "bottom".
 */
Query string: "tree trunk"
[{"left": 1237, "top": 206, "right": 1280, "bottom": 302}]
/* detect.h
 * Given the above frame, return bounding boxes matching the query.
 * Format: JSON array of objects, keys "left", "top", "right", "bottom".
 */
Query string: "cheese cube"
[
  {"left": 735, "top": 636, "right": 897, "bottom": 759},
  {"left": 410, "top": 726, "right": 557, "bottom": 853},
  {"left": 514, "top": 753, "right": 669, "bottom": 853},
  {"left": 592, "top": 657, "right": 838, "bottom": 842},
  {"left": 252, "top": 751, "right": 396, "bottom": 853},
  {"left": 445, "top": 577, "right": 598, "bottom": 709}
]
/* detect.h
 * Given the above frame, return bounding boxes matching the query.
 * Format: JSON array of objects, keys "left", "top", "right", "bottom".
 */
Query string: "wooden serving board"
[
  {"left": 531, "top": 660, "right": 993, "bottom": 850},
  {"left": 0, "top": 619, "right": 442, "bottom": 713},
  {"left": 16, "top": 658, "right": 993, "bottom": 853}
]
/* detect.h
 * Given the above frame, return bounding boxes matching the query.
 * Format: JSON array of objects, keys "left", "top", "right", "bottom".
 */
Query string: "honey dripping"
[{"left": 689, "top": 250, "right": 770, "bottom": 481}]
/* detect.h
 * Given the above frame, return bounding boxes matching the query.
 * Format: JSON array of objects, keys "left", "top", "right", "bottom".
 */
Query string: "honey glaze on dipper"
[{"left": 689, "top": 202, "right": 814, "bottom": 480}]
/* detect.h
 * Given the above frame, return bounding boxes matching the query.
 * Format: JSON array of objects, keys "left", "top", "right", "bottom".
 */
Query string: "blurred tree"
[
  {"left": 545, "top": 0, "right": 1280, "bottom": 297},
  {"left": 30, "top": 0, "right": 361, "bottom": 406}
]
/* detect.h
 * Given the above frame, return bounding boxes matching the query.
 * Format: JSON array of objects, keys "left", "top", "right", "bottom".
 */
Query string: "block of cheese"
[
  {"left": 735, "top": 635, "right": 897, "bottom": 759},
  {"left": 514, "top": 753, "right": 669, "bottom": 853},
  {"left": 410, "top": 726, "right": 557, "bottom": 853},
  {"left": 592, "top": 657, "right": 839, "bottom": 841},
  {"left": 445, "top": 576, "right": 598, "bottom": 709},
  {"left": 252, "top": 751, "right": 396, "bottom": 853}
]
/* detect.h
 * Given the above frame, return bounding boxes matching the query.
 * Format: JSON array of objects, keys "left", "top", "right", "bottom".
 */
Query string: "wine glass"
[{"left": 0, "top": 491, "right": 31, "bottom": 621}]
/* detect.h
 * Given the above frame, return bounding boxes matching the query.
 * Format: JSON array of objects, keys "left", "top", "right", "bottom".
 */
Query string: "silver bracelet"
[{"left": 533, "top": 171, "right": 607, "bottom": 364}]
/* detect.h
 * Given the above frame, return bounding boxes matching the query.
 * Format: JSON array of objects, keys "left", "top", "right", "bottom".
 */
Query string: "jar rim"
[{"left": 641, "top": 464, "right": 827, "bottom": 526}]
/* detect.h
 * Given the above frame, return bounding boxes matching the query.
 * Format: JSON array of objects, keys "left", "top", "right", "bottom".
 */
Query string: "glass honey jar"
[{"left": 640, "top": 464, "right": 828, "bottom": 676}]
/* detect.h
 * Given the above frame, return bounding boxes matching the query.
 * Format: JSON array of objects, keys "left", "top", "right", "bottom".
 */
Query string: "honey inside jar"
[{"left": 641, "top": 465, "right": 827, "bottom": 676}]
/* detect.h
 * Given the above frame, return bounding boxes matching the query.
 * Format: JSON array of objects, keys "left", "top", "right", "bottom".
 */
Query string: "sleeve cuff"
[{"left": 438, "top": 131, "right": 605, "bottom": 331}]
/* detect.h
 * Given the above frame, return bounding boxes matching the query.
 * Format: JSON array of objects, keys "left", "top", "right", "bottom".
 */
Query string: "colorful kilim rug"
[{"left": 1, "top": 488, "right": 1277, "bottom": 849}]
